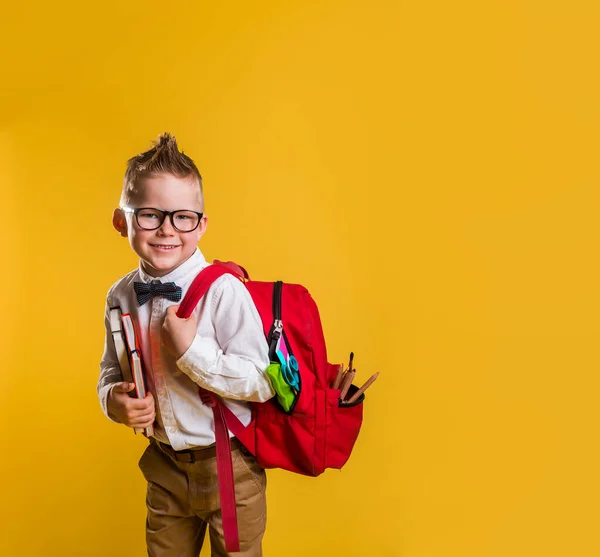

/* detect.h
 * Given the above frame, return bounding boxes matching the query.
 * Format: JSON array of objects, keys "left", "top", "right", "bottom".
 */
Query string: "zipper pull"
[{"left": 269, "top": 319, "right": 283, "bottom": 361}]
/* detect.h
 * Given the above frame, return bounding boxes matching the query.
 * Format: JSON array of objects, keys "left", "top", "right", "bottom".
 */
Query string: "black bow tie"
[{"left": 134, "top": 280, "right": 182, "bottom": 306}]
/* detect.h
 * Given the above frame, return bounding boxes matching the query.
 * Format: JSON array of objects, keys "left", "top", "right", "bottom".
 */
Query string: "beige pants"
[{"left": 138, "top": 440, "right": 267, "bottom": 557}]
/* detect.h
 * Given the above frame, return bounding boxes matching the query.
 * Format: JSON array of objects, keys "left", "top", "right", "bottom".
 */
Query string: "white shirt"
[{"left": 98, "top": 248, "right": 275, "bottom": 450}]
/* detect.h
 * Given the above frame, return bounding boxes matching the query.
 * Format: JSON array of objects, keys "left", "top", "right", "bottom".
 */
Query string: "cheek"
[
  {"left": 129, "top": 228, "right": 150, "bottom": 249},
  {"left": 183, "top": 230, "right": 202, "bottom": 247}
]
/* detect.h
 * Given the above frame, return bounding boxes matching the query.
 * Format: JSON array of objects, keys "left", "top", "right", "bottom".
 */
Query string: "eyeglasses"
[{"left": 122, "top": 206, "right": 204, "bottom": 233}]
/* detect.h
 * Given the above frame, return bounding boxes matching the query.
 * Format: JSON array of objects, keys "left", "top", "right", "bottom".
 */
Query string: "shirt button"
[{"left": 168, "top": 427, "right": 176, "bottom": 434}]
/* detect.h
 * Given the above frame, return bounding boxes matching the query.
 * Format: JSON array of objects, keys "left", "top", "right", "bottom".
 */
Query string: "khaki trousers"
[{"left": 138, "top": 440, "right": 267, "bottom": 557}]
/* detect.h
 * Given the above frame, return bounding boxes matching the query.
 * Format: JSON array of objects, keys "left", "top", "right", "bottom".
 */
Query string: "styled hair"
[{"left": 121, "top": 132, "right": 203, "bottom": 207}]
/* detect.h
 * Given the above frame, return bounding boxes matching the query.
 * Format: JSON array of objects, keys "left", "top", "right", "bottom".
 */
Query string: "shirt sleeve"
[
  {"left": 97, "top": 292, "right": 123, "bottom": 423},
  {"left": 176, "top": 275, "right": 275, "bottom": 402}
]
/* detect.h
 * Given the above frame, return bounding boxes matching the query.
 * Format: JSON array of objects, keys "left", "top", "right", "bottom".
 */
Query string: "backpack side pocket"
[{"left": 324, "top": 385, "right": 364, "bottom": 469}]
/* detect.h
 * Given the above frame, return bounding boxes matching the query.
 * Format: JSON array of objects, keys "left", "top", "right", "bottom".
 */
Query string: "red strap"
[
  {"left": 202, "top": 390, "right": 257, "bottom": 553},
  {"left": 213, "top": 260, "right": 250, "bottom": 281},
  {"left": 179, "top": 262, "right": 254, "bottom": 553},
  {"left": 219, "top": 403, "right": 256, "bottom": 455},
  {"left": 212, "top": 397, "right": 240, "bottom": 553},
  {"left": 176, "top": 265, "right": 240, "bottom": 319}
]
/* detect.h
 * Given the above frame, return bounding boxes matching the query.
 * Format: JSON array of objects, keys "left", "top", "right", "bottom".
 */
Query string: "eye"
[
  {"left": 140, "top": 211, "right": 160, "bottom": 219},
  {"left": 175, "top": 212, "right": 195, "bottom": 220}
]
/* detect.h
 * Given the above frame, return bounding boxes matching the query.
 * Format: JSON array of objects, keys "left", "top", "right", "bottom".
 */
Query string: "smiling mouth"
[{"left": 150, "top": 244, "right": 180, "bottom": 250}]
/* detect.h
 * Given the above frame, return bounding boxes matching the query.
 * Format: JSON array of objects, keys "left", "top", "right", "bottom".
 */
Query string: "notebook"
[
  {"left": 109, "top": 307, "right": 133, "bottom": 384},
  {"left": 109, "top": 307, "right": 154, "bottom": 438}
]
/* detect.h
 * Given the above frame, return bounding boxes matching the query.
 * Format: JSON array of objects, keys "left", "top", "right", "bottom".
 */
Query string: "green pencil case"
[{"left": 265, "top": 362, "right": 296, "bottom": 412}]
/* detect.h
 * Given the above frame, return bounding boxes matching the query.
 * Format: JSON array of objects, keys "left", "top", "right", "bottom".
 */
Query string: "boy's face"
[{"left": 112, "top": 173, "right": 207, "bottom": 277}]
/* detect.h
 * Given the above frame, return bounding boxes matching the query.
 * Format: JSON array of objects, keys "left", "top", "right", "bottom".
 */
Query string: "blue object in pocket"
[{"left": 283, "top": 354, "right": 300, "bottom": 391}]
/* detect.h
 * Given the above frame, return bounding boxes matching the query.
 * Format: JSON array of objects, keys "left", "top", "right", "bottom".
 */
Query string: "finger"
[
  {"left": 127, "top": 405, "right": 155, "bottom": 418},
  {"left": 165, "top": 305, "right": 181, "bottom": 318},
  {"left": 130, "top": 414, "right": 156, "bottom": 428},
  {"left": 112, "top": 382, "right": 135, "bottom": 394},
  {"left": 130, "top": 407, "right": 156, "bottom": 421},
  {"left": 126, "top": 396, "right": 154, "bottom": 411},
  {"left": 126, "top": 405, "right": 155, "bottom": 421},
  {"left": 129, "top": 412, "right": 156, "bottom": 426},
  {"left": 129, "top": 392, "right": 155, "bottom": 411}
]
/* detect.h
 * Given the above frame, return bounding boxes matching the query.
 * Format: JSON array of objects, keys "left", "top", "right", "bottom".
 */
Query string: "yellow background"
[{"left": 1, "top": 1, "right": 599, "bottom": 556}]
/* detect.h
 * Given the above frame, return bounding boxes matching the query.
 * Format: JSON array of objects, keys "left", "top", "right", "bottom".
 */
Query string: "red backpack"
[{"left": 176, "top": 261, "right": 365, "bottom": 551}]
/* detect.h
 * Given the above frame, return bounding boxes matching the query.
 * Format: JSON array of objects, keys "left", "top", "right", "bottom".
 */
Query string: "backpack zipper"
[
  {"left": 273, "top": 281, "right": 283, "bottom": 322},
  {"left": 269, "top": 281, "right": 284, "bottom": 356}
]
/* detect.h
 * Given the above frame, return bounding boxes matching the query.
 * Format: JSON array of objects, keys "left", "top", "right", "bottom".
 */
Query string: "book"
[
  {"left": 121, "top": 313, "right": 154, "bottom": 438},
  {"left": 109, "top": 307, "right": 133, "bottom": 385},
  {"left": 110, "top": 307, "right": 154, "bottom": 438},
  {"left": 110, "top": 307, "right": 143, "bottom": 434}
]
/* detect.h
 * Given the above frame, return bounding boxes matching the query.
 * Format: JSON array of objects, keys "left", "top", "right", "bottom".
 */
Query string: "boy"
[{"left": 97, "top": 133, "right": 275, "bottom": 557}]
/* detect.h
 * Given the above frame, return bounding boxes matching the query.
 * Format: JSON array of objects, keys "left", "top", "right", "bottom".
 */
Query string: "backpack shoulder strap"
[
  {"left": 173, "top": 261, "right": 253, "bottom": 553},
  {"left": 176, "top": 264, "right": 242, "bottom": 319},
  {"left": 213, "top": 260, "right": 250, "bottom": 280}
]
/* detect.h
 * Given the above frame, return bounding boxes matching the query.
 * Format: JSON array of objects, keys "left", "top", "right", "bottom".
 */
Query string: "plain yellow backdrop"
[{"left": 2, "top": 1, "right": 600, "bottom": 556}]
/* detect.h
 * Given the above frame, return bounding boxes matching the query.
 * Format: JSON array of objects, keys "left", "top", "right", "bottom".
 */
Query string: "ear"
[
  {"left": 112, "top": 208, "right": 128, "bottom": 237},
  {"left": 196, "top": 214, "right": 208, "bottom": 241}
]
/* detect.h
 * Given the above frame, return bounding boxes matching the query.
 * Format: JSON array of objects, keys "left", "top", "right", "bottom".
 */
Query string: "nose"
[{"left": 157, "top": 214, "right": 176, "bottom": 235}]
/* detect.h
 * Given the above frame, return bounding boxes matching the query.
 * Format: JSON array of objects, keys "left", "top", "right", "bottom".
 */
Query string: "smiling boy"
[{"left": 97, "top": 133, "right": 274, "bottom": 557}]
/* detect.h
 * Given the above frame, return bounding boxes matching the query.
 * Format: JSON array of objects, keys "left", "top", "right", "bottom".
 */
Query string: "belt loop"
[{"left": 189, "top": 451, "right": 196, "bottom": 464}]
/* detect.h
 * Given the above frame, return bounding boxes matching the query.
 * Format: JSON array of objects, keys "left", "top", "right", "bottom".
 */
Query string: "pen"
[
  {"left": 336, "top": 351, "right": 354, "bottom": 389},
  {"left": 339, "top": 368, "right": 356, "bottom": 400},
  {"left": 332, "top": 364, "right": 345, "bottom": 389},
  {"left": 345, "top": 372, "right": 379, "bottom": 404}
]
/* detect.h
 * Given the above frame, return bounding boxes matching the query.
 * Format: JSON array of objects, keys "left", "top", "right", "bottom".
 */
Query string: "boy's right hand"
[{"left": 107, "top": 382, "right": 156, "bottom": 429}]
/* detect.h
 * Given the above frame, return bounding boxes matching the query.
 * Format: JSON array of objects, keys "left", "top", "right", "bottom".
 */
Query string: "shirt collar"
[{"left": 138, "top": 248, "right": 208, "bottom": 284}]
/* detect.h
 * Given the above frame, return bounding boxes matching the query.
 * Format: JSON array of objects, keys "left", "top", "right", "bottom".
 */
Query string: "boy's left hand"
[{"left": 162, "top": 305, "right": 198, "bottom": 359}]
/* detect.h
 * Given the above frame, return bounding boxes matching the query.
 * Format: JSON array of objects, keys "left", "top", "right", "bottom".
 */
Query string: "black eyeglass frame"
[{"left": 122, "top": 206, "right": 205, "bottom": 233}]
